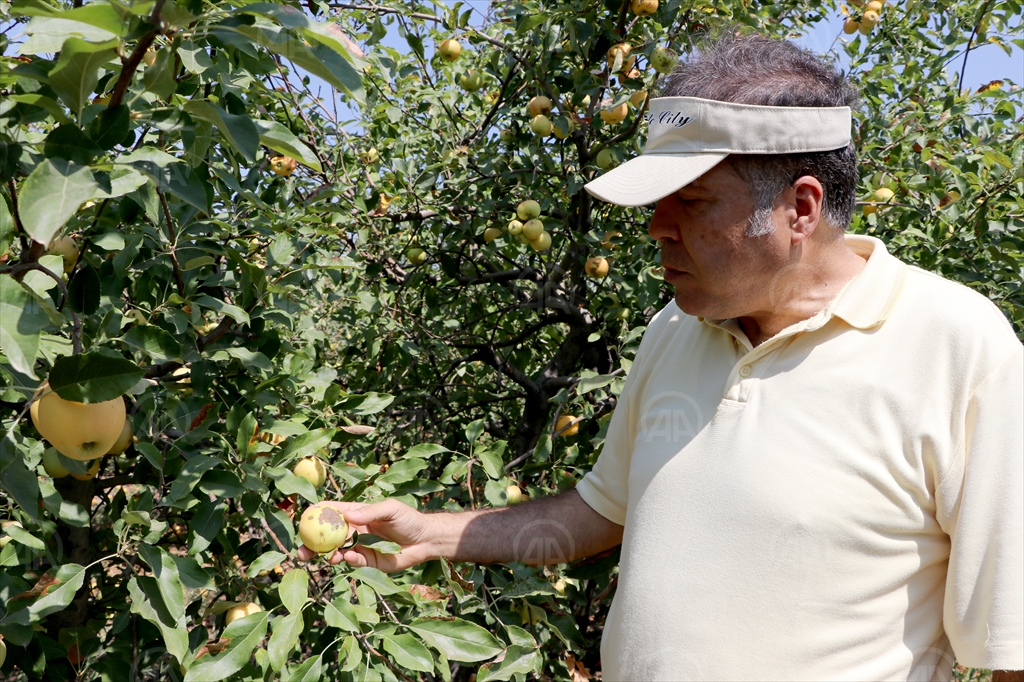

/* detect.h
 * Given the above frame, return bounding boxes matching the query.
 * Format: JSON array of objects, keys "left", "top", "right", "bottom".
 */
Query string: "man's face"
[{"left": 648, "top": 161, "right": 788, "bottom": 320}]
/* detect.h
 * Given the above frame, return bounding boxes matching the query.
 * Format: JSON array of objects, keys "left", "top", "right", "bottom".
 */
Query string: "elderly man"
[{"left": 300, "top": 34, "right": 1023, "bottom": 680}]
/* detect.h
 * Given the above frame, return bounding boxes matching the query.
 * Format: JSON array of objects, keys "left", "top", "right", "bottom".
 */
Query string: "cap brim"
[{"left": 584, "top": 153, "right": 728, "bottom": 207}]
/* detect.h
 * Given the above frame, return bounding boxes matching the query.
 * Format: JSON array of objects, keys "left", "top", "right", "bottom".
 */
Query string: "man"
[{"left": 299, "top": 34, "right": 1023, "bottom": 680}]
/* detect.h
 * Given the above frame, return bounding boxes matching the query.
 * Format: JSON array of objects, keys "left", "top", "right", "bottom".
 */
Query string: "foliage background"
[{"left": 0, "top": 0, "right": 1021, "bottom": 679}]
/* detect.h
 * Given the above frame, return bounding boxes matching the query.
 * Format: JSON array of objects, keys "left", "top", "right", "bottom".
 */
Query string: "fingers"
[
  {"left": 296, "top": 545, "right": 317, "bottom": 561},
  {"left": 342, "top": 498, "right": 410, "bottom": 527}
]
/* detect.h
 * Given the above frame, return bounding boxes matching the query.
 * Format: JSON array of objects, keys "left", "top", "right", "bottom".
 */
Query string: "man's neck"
[{"left": 738, "top": 241, "right": 867, "bottom": 347}]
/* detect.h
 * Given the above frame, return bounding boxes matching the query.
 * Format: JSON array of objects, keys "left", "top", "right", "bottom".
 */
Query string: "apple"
[
  {"left": 0, "top": 521, "right": 22, "bottom": 549},
  {"left": 600, "top": 102, "right": 628, "bottom": 125},
  {"left": 224, "top": 602, "right": 263, "bottom": 625},
  {"left": 527, "top": 95, "right": 552, "bottom": 117},
  {"left": 843, "top": 18, "right": 860, "bottom": 34},
  {"left": 484, "top": 227, "right": 503, "bottom": 243},
  {"left": 862, "top": 203, "right": 877, "bottom": 215},
  {"left": 292, "top": 457, "right": 327, "bottom": 489},
  {"left": 71, "top": 459, "right": 101, "bottom": 481},
  {"left": 142, "top": 47, "right": 157, "bottom": 67},
  {"left": 49, "top": 236, "right": 79, "bottom": 275},
  {"left": 579, "top": 94, "right": 592, "bottom": 110},
  {"left": 407, "top": 248, "right": 427, "bottom": 266},
  {"left": 630, "top": 0, "right": 658, "bottom": 15},
  {"left": 606, "top": 43, "right": 635, "bottom": 72},
  {"left": 43, "top": 448, "right": 71, "bottom": 478},
  {"left": 651, "top": 46, "right": 678, "bottom": 74},
  {"left": 551, "top": 118, "right": 573, "bottom": 140},
  {"left": 517, "top": 200, "right": 541, "bottom": 221},
  {"left": 859, "top": 10, "right": 879, "bottom": 32},
  {"left": 553, "top": 578, "right": 567, "bottom": 595},
  {"left": 617, "top": 308, "right": 632, "bottom": 320},
  {"left": 507, "top": 220, "right": 524, "bottom": 236},
  {"left": 601, "top": 230, "right": 622, "bottom": 249},
  {"left": 126, "top": 309, "right": 148, "bottom": 325},
  {"left": 874, "top": 187, "right": 894, "bottom": 202},
  {"left": 522, "top": 219, "right": 545, "bottom": 240},
  {"left": 269, "top": 156, "right": 297, "bottom": 177},
  {"left": 106, "top": 419, "right": 133, "bottom": 455},
  {"left": 629, "top": 89, "right": 648, "bottom": 107},
  {"left": 530, "top": 114, "right": 553, "bottom": 136},
  {"left": 585, "top": 257, "right": 610, "bottom": 278},
  {"left": 500, "top": 128, "right": 516, "bottom": 143},
  {"left": 31, "top": 386, "right": 126, "bottom": 461},
  {"left": 358, "top": 148, "right": 379, "bottom": 164},
  {"left": 439, "top": 38, "right": 461, "bottom": 62},
  {"left": 866, "top": 0, "right": 883, "bottom": 10},
  {"left": 460, "top": 69, "right": 485, "bottom": 92},
  {"left": 596, "top": 148, "right": 619, "bottom": 170},
  {"left": 0, "top": 635, "right": 6, "bottom": 668},
  {"left": 530, "top": 231, "right": 552, "bottom": 252},
  {"left": 298, "top": 505, "right": 350, "bottom": 554},
  {"left": 555, "top": 415, "right": 579, "bottom": 437},
  {"left": 505, "top": 484, "right": 523, "bottom": 505}
]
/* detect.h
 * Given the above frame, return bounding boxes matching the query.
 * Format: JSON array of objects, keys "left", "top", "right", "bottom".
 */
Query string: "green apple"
[
  {"left": 505, "top": 485, "right": 523, "bottom": 505},
  {"left": 460, "top": 69, "right": 485, "bottom": 92},
  {"left": 596, "top": 148, "right": 620, "bottom": 170},
  {"left": 407, "top": 248, "right": 427, "bottom": 266},
  {"left": 516, "top": 200, "right": 541, "bottom": 221},
  {"left": 42, "top": 448, "right": 70, "bottom": 478},
  {"left": 530, "top": 114, "right": 553, "bottom": 136},
  {"left": 651, "top": 46, "right": 678, "bottom": 74},
  {"left": 484, "top": 227, "right": 503, "bottom": 243}
]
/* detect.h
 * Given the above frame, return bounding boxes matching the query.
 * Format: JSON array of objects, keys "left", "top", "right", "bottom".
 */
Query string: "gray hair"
[{"left": 658, "top": 32, "right": 861, "bottom": 237}]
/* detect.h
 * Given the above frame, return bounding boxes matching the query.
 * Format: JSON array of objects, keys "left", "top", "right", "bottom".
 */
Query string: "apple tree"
[{"left": 0, "top": 0, "right": 1021, "bottom": 679}]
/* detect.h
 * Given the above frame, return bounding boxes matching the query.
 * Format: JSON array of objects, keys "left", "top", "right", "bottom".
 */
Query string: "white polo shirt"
[{"left": 576, "top": 234, "right": 1023, "bottom": 681}]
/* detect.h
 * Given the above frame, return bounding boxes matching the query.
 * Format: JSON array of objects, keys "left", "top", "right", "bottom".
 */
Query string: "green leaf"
[
  {"left": 183, "top": 101, "right": 259, "bottom": 162},
  {"left": 267, "top": 610, "right": 304, "bottom": 671},
  {"left": 324, "top": 598, "right": 360, "bottom": 632},
  {"left": 68, "top": 265, "right": 101, "bottom": 315},
  {"left": 381, "top": 633, "right": 434, "bottom": 673},
  {"left": 143, "top": 48, "right": 177, "bottom": 101},
  {"left": 350, "top": 567, "right": 404, "bottom": 595},
  {"left": 43, "top": 125, "right": 103, "bottom": 166},
  {"left": 137, "top": 543, "right": 186, "bottom": 622},
  {"left": 184, "top": 609, "right": 268, "bottom": 680},
  {"left": 476, "top": 645, "right": 540, "bottom": 682},
  {"left": 476, "top": 441, "right": 506, "bottom": 479},
  {"left": 0, "top": 276, "right": 51, "bottom": 378},
  {"left": 1, "top": 563, "right": 87, "bottom": 627},
  {"left": 3, "top": 524, "right": 44, "bottom": 550},
  {"left": 286, "top": 654, "right": 323, "bottom": 681},
  {"left": 126, "top": 576, "right": 189, "bottom": 662},
  {"left": 404, "top": 443, "right": 450, "bottom": 459},
  {"left": 409, "top": 618, "right": 505, "bottom": 662},
  {"left": 48, "top": 38, "right": 118, "bottom": 115},
  {"left": 120, "top": 324, "right": 183, "bottom": 362},
  {"left": 278, "top": 568, "right": 308, "bottom": 615},
  {"left": 15, "top": 1, "right": 135, "bottom": 37},
  {"left": 264, "top": 467, "right": 320, "bottom": 504},
  {"left": 577, "top": 373, "right": 618, "bottom": 394},
  {"left": 167, "top": 456, "right": 221, "bottom": 504},
  {"left": 277, "top": 428, "right": 335, "bottom": 462},
  {"left": 375, "top": 457, "right": 429, "bottom": 491},
  {"left": 247, "top": 551, "right": 286, "bottom": 577},
  {"left": 17, "top": 158, "right": 99, "bottom": 246},
  {"left": 194, "top": 295, "right": 250, "bottom": 324},
  {"left": 48, "top": 351, "right": 145, "bottom": 403},
  {"left": 88, "top": 104, "right": 131, "bottom": 150},
  {"left": 253, "top": 120, "right": 322, "bottom": 171},
  {"left": 6, "top": 94, "right": 72, "bottom": 124},
  {"left": 170, "top": 555, "right": 215, "bottom": 591},
  {"left": 19, "top": 16, "right": 117, "bottom": 55}
]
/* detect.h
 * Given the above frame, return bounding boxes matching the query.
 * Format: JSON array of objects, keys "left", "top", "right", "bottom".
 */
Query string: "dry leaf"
[
  {"left": 340, "top": 424, "right": 375, "bottom": 436},
  {"left": 565, "top": 652, "right": 592, "bottom": 682}
]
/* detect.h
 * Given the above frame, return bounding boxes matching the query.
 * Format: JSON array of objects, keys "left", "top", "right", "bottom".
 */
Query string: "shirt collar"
[{"left": 831, "top": 234, "right": 907, "bottom": 330}]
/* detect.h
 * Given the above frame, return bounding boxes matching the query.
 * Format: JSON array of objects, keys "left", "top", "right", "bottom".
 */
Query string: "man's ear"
[{"left": 789, "top": 175, "right": 825, "bottom": 246}]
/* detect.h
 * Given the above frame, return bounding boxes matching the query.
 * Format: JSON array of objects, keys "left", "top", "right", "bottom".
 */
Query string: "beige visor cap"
[{"left": 584, "top": 96, "right": 852, "bottom": 207}]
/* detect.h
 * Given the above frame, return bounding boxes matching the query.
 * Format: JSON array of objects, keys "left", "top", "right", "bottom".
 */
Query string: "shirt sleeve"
[{"left": 937, "top": 345, "right": 1024, "bottom": 670}]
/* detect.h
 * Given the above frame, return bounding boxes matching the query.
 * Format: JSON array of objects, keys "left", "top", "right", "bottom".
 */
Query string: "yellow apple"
[
  {"left": 630, "top": 0, "right": 658, "bottom": 15},
  {"left": 527, "top": 95, "right": 552, "bottom": 117},
  {"left": 529, "top": 231, "right": 552, "bottom": 252},
  {"left": 522, "top": 219, "right": 545, "bottom": 240},
  {"left": 106, "top": 419, "right": 133, "bottom": 455},
  {"left": 42, "top": 448, "right": 70, "bottom": 478},
  {"left": 224, "top": 602, "right": 263, "bottom": 625},
  {"left": 601, "top": 230, "right": 622, "bottom": 249},
  {"left": 843, "top": 17, "right": 860, "bottom": 34},
  {"left": 505, "top": 485, "right": 523, "bottom": 505},
  {"left": 507, "top": 220, "right": 524, "bottom": 236},
  {"left": 650, "top": 46, "right": 678, "bottom": 74},
  {"left": 142, "top": 47, "right": 157, "bottom": 67},
  {"left": 49, "top": 236, "right": 79, "bottom": 275},
  {"left": 298, "top": 505, "right": 350, "bottom": 554},
  {"left": 862, "top": 203, "right": 877, "bottom": 215},
  {"left": 269, "top": 156, "right": 297, "bottom": 177},
  {"left": 407, "top": 248, "right": 427, "bottom": 266},
  {"left": 606, "top": 43, "right": 635, "bottom": 72},
  {"left": 517, "top": 200, "right": 541, "bottom": 221},
  {"left": 439, "top": 38, "right": 461, "bottom": 62},
  {"left": 629, "top": 89, "right": 648, "bottom": 107},
  {"left": 866, "top": 0, "right": 883, "bottom": 11},
  {"left": 359, "top": 148, "right": 379, "bottom": 164},
  {"left": 71, "top": 459, "right": 101, "bottom": 481},
  {"left": 460, "top": 70, "right": 485, "bottom": 92},
  {"left": 859, "top": 10, "right": 879, "bottom": 32},
  {"left": 292, "top": 457, "right": 327, "bottom": 489},
  {"left": 596, "top": 148, "right": 619, "bottom": 170},
  {"left": 484, "top": 227, "right": 503, "bottom": 243},
  {"left": 556, "top": 415, "right": 579, "bottom": 437},
  {"left": 530, "top": 114, "right": 553, "bottom": 136},
  {"left": 600, "top": 102, "right": 628, "bottom": 125},
  {"left": 874, "top": 187, "right": 894, "bottom": 202},
  {"left": 553, "top": 578, "right": 567, "bottom": 595},
  {"left": 31, "top": 386, "right": 126, "bottom": 461},
  {"left": 585, "top": 257, "right": 610, "bottom": 278}
]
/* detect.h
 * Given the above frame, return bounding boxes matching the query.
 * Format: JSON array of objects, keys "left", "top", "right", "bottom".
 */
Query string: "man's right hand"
[{"left": 295, "top": 499, "right": 438, "bottom": 572}]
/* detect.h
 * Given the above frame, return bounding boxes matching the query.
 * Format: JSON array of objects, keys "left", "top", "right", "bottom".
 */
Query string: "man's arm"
[{"left": 296, "top": 490, "right": 623, "bottom": 572}]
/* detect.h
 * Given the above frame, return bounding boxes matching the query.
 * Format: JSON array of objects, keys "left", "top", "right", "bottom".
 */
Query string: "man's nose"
[{"left": 648, "top": 198, "right": 679, "bottom": 243}]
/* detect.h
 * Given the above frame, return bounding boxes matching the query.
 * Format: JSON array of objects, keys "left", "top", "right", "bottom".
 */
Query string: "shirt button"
[{"left": 739, "top": 365, "right": 752, "bottom": 377}]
